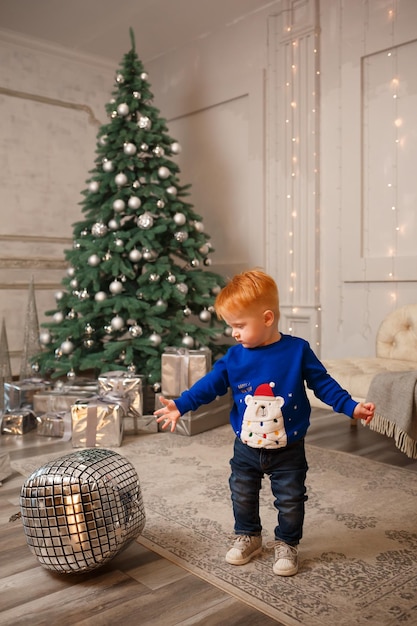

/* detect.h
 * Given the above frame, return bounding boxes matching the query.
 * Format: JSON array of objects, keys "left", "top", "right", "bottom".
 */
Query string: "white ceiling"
[{"left": 0, "top": 0, "right": 279, "bottom": 64}]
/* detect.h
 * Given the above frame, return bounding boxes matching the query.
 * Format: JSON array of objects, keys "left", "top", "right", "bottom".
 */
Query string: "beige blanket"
[{"left": 366, "top": 369, "right": 417, "bottom": 458}]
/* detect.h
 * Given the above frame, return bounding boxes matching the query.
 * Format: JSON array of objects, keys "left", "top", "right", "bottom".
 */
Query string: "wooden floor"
[{"left": 1, "top": 409, "right": 416, "bottom": 625}]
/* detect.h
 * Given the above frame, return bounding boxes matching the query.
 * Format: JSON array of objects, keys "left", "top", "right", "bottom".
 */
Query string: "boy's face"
[{"left": 222, "top": 306, "right": 278, "bottom": 349}]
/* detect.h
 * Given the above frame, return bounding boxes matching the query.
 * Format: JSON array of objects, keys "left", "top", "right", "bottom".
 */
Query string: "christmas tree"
[{"left": 34, "top": 30, "right": 229, "bottom": 388}]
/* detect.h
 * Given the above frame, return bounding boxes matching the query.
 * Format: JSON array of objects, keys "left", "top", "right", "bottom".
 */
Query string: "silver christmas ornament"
[
  {"left": 91, "top": 222, "right": 108, "bottom": 237},
  {"left": 176, "top": 283, "right": 189, "bottom": 295},
  {"left": 108, "top": 219, "right": 118, "bottom": 230},
  {"left": 109, "top": 280, "right": 123, "bottom": 295},
  {"left": 183, "top": 306, "right": 192, "bottom": 316},
  {"left": 84, "top": 338, "right": 94, "bottom": 348},
  {"left": 138, "top": 116, "right": 151, "bottom": 130},
  {"left": 133, "top": 91, "right": 141, "bottom": 99},
  {"left": 73, "top": 241, "right": 81, "bottom": 249},
  {"left": 199, "top": 244, "right": 210, "bottom": 255},
  {"left": 173, "top": 212, "right": 186, "bottom": 226},
  {"left": 149, "top": 332, "right": 162, "bottom": 347},
  {"left": 88, "top": 254, "right": 101, "bottom": 267},
  {"left": 155, "top": 299, "right": 167, "bottom": 309},
  {"left": 55, "top": 290, "right": 64, "bottom": 301},
  {"left": 128, "top": 196, "right": 141, "bottom": 210},
  {"left": 132, "top": 180, "right": 140, "bottom": 189},
  {"left": 53, "top": 312, "right": 64, "bottom": 323},
  {"left": 140, "top": 72, "right": 148, "bottom": 80},
  {"left": 140, "top": 143, "right": 149, "bottom": 151},
  {"left": 117, "top": 103, "right": 129, "bottom": 116},
  {"left": 149, "top": 273, "right": 160, "bottom": 283},
  {"left": 158, "top": 166, "right": 170, "bottom": 179},
  {"left": 116, "top": 73, "right": 125, "bottom": 83},
  {"left": 113, "top": 199, "right": 125, "bottom": 212},
  {"left": 124, "top": 142, "right": 137, "bottom": 156},
  {"left": 95, "top": 291, "right": 107, "bottom": 302},
  {"left": 78, "top": 289, "right": 89, "bottom": 301},
  {"left": 153, "top": 146, "right": 165, "bottom": 157},
  {"left": 199, "top": 309, "right": 212, "bottom": 322},
  {"left": 67, "top": 370, "right": 76, "bottom": 381},
  {"left": 85, "top": 323, "right": 94, "bottom": 335},
  {"left": 137, "top": 212, "right": 154, "bottom": 229},
  {"left": 111, "top": 315, "right": 124, "bottom": 331},
  {"left": 127, "top": 363, "right": 136, "bottom": 372},
  {"left": 99, "top": 135, "right": 107, "bottom": 146},
  {"left": 182, "top": 334, "right": 195, "bottom": 348},
  {"left": 129, "top": 324, "right": 143, "bottom": 337},
  {"left": 204, "top": 258, "right": 212, "bottom": 266},
  {"left": 156, "top": 199, "right": 165, "bottom": 209},
  {"left": 166, "top": 186, "right": 177, "bottom": 196},
  {"left": 115, "top": 172, "right": 128, "bottom": 187},
  {"left": 80, "top": 229, "right": 88, "bottom": 237},
  {"left": 70, "top": 279, "right": 78, "bottom": 289},
  {"left": 171, "top": 141, "right": 182, "bottom": 154},
  {"left": 104, "top": 324, "right": 113, "bottom": 334},
  {"left": 194, "top": 221, "right": 205, "bottom": 232},
  {"left": 174, "top": 231, "right": 188, "bottom": 242},
  {"left": 167, "top": 273, "right": 176, "bottom": 284},
  {"left": 66, "top": 309, "right": 77, "bottom": 319},
  {"left": 88, "top": 181, "right": 100, "bottom": 193},
  {"left": 191, "top": 259, "right": 200, "bottom": 267},
  {"left": 128, "top": 249, "right": 142, "bottom": 262},
  {"left": 67, "top": 267, "right": 75, "bottom": 277}
]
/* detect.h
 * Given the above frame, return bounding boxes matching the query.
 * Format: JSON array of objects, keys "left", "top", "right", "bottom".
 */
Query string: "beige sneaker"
[
  {"left": 272, "top": 540, "right": 298, "bottom": 576},
  {"left": 225, "top": 535, "right": 262, "bottom": 565}
]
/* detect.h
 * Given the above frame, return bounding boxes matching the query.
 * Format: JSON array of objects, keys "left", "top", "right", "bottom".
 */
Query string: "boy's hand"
[
  {"left": 352, "top": 402, "right": 375, "bottom": 425},
  {"left": 154, "top": 396, "right": 181, "bottom": 432}
]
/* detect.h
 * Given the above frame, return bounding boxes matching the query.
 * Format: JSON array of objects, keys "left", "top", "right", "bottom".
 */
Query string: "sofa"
[{"left": 307, "top": 303, "right": 417, "bottom": 410}]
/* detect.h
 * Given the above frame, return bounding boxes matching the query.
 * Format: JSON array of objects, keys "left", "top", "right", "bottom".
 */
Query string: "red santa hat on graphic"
[{"left": 253, "top": 382, "right": 276, "bottom": 398}]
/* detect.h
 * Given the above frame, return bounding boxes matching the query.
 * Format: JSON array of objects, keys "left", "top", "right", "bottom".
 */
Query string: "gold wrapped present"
[
  {"left": 1, "top": 409, "right": 37, "bottom": 435},
  {"left": 71, "top": 396, "right": 128, "bottom": 448},
  {"left": 161, "top": 347, "right": 212, "bottom": 396},
  {"left": 36, "top": 411, "right": 72, "bottom": 439}
]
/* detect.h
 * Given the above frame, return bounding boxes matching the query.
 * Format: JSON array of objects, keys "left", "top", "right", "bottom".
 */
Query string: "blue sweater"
[{"left": 174, "top": 334, "right": 358, "bottom": 444}]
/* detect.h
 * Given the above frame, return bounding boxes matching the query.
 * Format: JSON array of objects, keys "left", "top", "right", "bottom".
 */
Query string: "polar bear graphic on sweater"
[{"left": 240, "top": 382, "right": 287, "bottom": 449}]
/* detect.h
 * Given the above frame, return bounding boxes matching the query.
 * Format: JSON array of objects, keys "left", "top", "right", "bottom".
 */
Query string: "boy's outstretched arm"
[
  {"left": 154, "top": 396, "right": 181, "bottom": 432},
  {"left": 352, "top": 402, "right": 375, "bottom": 426}
]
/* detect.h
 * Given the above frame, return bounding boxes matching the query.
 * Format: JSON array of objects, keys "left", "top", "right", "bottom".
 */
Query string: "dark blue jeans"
[{"left": 229, "top": 437, "right": 308, "bottom": 546}]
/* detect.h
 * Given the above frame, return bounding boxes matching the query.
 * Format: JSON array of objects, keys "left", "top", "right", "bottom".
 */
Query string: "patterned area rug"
[{"left": 12, "top": 425, "right": 417, "bottom": 626}]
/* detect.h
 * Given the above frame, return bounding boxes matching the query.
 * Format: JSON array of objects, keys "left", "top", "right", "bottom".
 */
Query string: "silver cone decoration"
[
  {"left": 0, "top": 318, "right": 12, "bottom": 411},
  {"left": 19, "top": 276, "right": 41, "bottom": 380}
]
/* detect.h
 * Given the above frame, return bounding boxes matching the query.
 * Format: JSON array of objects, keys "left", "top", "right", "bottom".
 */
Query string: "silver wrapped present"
[
  {"left": 156, "top": 391, "right": 232, "bottom": 436},
  {"left": 20, "top": 448, "right": 146, "bottom": 573},
  {"left": 71, "top": 395, "right": 128, "bottom": 448},
  {"left": 36, "top": 411, "right": 72, "bottom": 439},
  {"left": 98, "top": 371, "right": 145, "bottom": 434},
  {"left": 4, "top": 378, "right": 51, "bottom": 412},
  {"left": 161, "top": 347, "right": 212, "bottom": 396},
  {"left": 33, "top": 390, "right": 96, "bottom": 416},
  {"left": 1, "top": 409, "right": 37, "bottom": 435}
]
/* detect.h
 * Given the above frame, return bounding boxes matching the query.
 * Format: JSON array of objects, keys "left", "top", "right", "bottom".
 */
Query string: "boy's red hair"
[{"left": 215, "top": 269, "right": 280, "bottom": 322}]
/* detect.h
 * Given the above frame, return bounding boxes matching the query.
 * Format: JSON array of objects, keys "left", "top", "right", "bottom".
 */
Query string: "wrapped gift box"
[
  {"left": 33, "top": 390, "right": 96, "bottom": 416},
  {"left": 71, "top": 396, "right": 128, "bottom": 448},
  {"left": 161, "top": 347, "right": 212, "bottom": 396},
  {"left": 98, "top": 371, "right": 144, "bottom": 434},
  {"left": 156, "top": 391, "right": 232, "bottom": 436},
  {"left": 36, "top": 411, "right": 72, "bottom": 439},
  {"left": 4, "top": 379, "right": 51, "bottom": 412},
  {"left": 1, "top": 409, "right": 37, "bottom": 435}
]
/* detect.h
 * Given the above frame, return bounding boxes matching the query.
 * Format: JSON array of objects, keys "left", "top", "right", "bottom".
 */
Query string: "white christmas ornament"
[
  {"left": 108, "top": 219, "right": 118, "bottom": 230},
  {"left": 55, "top": 291, "right": 64, "bottom": 301},
  {"left": 111, "top": 315, "right": 124, "bottom": 331},
  {"left": 129, "top": 324, "right": 143, "bottom": 337},
  {"left": 67, "top": 267, "right": 75, "bottom": 277},
  {"left": 88, "top": 254, "right": 101, "bottom": 267},
  {"left": 182, "top": 334, "right": 195, "bottom": 348},
  {"left": 60, "top": 340, "right": 74, "bottom": 354},
  {"left": 166, "top": 186, "right": 177, "bottom": 196},
  {"left": 117, "top": 103, "right": 129, "bottom": 116},
  {"left": 109, "top": 280, "right": 123, "bottom": 294},
  {"left": 194, "top": 221, "right": 205, "bottom": 232},
  {"left": 173, "top": 212, "right": 186, "bottom": 226},
  {"left": 199, "top": 309, "right": 211, "bottom": 322},
  {"left": 124, "top": 142, "right": 137, "bottom": 156},
  {"left": 102, "top": 159, "right": 114, "bottom": 172},
  {"left": 113, "top": 199, "right": 125, "bottom": 212},
  {"left": 95, "top": 291, "right": 107, "bottom": 302},
  {"left": 99, "top": 135, "right": 107, "bottom": 146},
  {"left": 88, "top": 181, "right": 100, "bottom": 193},
  {"left": 39, "top": 330, "right": 51, "bottom": 345},
  {"left": 158, "top": 166, "right": 170, "bottom": 179},
  {"left": 138, "top": 116, "right": 151, "bottom": 130},
  {"left": 91, "top": 222, "right": 108, "bottom": 237},
  {"left": 128, "top": 196, "right": 141, "bottom": 210},
  {"left": 137, "top": 212, "right": 154, "bottom": 229},
  {"left": 115, "top": 172, "right": 128, "bottom": 186},
  {"left": 171, "top": 142, "right": 182, "bottom": 154}
]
